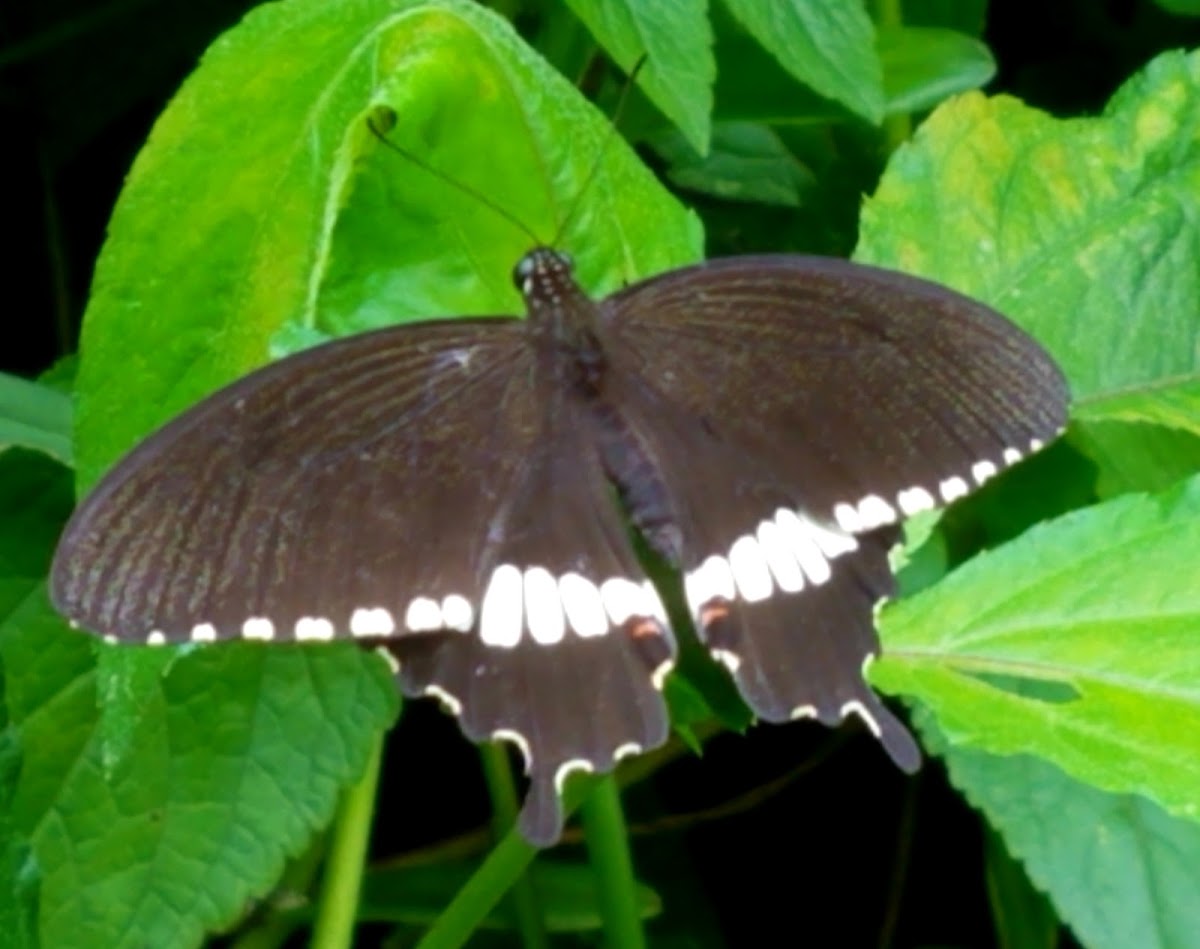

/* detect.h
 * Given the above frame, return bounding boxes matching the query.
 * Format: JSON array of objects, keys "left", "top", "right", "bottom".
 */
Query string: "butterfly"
[{"left": 50, "top": 241, "right": 1068, "bottom": 845}]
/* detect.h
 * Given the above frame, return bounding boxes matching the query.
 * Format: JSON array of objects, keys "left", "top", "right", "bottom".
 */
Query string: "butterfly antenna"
[
  {"left": 366, "top": 108, "right": 542, "bottom": 248},
  {"left": 551, "top": 54, "right": 648, "bottom": 248}
]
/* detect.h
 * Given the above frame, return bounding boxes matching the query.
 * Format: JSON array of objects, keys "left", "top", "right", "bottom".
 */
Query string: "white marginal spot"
[
  {"left": 774, "top": 508, "right": 832, "bottom": 585},
  {"left": 405, "top": 596, "right": 442, "bottom": 633},
  {"left": 756, "top": 518, "right": 805, "bottom": 593},
  {"left": 350, "top": 607, "right": 395, "bottom": 638},
  {"left": 296, "top": 616, "right": 335, "bottom": 641},
  {"left": 191, "top": 623, "right": 217, "bottom": 642},
  {"left": 790, "top": 704, "right": 818, "bottom": 721},
  {"left": 242, "top": 617, "right": 275, "bottom": 641},
  {"left": 841, "top": 699, "right": 882, "bottom": 738},
  {"left": 524, "top": 567, "right": 565, "bottom": 645},
  {"left": 803, "top": 515, "right": 858, "bottom": 559},
  {"left": 833, "top": 502, "right": 864, "bottom": 533},
  {"left": 559, "top": 572, "right": 609, "bottom": 638},
  {"left": 939, "top": 475, "right": 970, "bottom": 503},
  {"left": 600, "top": 577, "right": 647, "bottom": 626},
  {"left": 1030, "top": 437, "right": 1045, "bottom": 452},
  {"left": 424, "top": 684, "right": 462, "bottom": 717},
  {"left": 856, "top": 494, "right": 897, "bottom": 530},
  {"left": 1002, "top": 446, "right": 1023, "bottom": 466},
  {"left": 480, "top": 563, "right": 524, "bottom": 648},
  {"left": 971, "top": 460, "right": 998, "bottom": 485},
  {"left": 651, "top": 658, "right": 674, "bottom": 691},
  {"left": 711, "top": 648, "right": 741, "bottom": 673},
  {"left": 897, "top": 486, "right": 936, "bottom": 516},
  {"left": 374, "top": 646, "right": 400, "bottom": 674},
  {"left": 102, "top": 634, "right": 118, "bottom": 645},
  {"left": 614, "top": 742, "right": 643, "bottom": 762},
  {"left": 728, "top": 534, "right": 774, "bottom": 602},
  {"left": 554, "top": 758, "right": 595, "bottom": 794},
  {"left": 146, "top": 630, "right": 167, "bottom": 646},
  {"left": 684, "top": 555, "right": 736, "bottom": 616},
  {"left": 441, "top": 594, "right": 473, "bottom": 633},
  {"left": 493, "top": 728, "right": 532, "bottom": 770}
]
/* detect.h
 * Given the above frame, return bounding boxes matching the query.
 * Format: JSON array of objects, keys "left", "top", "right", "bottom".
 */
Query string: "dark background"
[{"left": 3, "top": 1, "right": 1198, "bottom": 945}]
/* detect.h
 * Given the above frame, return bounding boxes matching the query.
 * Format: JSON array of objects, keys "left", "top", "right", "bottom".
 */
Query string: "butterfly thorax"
[{"left": 516, "top": 247, "right": 607, "bottom": 393}]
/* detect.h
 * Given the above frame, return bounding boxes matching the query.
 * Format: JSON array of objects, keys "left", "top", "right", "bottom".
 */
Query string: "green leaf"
[
  {"left": 1075, "top": 378, "right": 1200, "bottom": 435},
  {"left": 985, "top": 829, "right": 1060, "bottom": 949},
  {"left": 562, "top": 0, "right": 714, "bottom": 153},
  {"left": 947, "top": 744, "right": 1200, "bottom": 949},
  {"left": 1153, "top": 0, "right": 1200, "bottom": 14},
  {"left": 858, "top": 50, "right": 1200, "bottom": 414},
  {"left": 0, "top": 373, "right": 72, "bottom": 467},
  {"left": 874, "top": 473, "right": 1200, "bottom": 825},
  {"left": 353, "top": 858, "right": 660, "bottom": 931},
  {"left": 74, "top": 0, "right": 701, "bottom": 491},
  {"left": 878, "top": 26, "right": 996, "bottom": 116},
  {"left": 1071, "top": 421, "right": 1200, "bottom": 497},
  {"left": 721, "top": 0, "right": 884, "bottom": 124},
  {"left": 0, "top": 730, "right": 39, "bottom": 949},
  {"left": 650, "top": 121, "right": 816, "bottom": 206},
  {"left": 3, "top": 590, "right": 399, "bottom": 949}
]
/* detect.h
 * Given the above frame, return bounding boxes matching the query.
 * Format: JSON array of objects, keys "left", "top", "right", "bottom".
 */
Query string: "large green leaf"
[
  {"left": 858, "top": 50, "right": 1200, "bottom": 423},
  {"left": 946, "top": 742, "right": 1200, "bottom": 949},
  {"left": 875, "top": 474, "right": 1200, "bottom": 823},
  {"left": 75, "top": 0, "right": 701, "bottom": 492}
]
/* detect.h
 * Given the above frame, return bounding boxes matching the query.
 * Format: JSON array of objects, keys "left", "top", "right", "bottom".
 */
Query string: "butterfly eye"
[{"left": 512, "top": 255, "right": 536, "bottom": 292}]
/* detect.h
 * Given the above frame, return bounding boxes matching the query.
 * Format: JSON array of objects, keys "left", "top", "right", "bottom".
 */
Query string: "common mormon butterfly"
[{"left": 49, "top": 128, "right": 1069, "bottom": 846}]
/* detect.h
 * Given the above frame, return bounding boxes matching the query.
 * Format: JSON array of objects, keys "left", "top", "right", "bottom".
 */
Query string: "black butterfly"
[{"left": 50, "top": 245, "right": 1068, "bottom": 844}]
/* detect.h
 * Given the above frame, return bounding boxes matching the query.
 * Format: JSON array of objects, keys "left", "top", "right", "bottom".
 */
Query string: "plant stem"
[
  {"left": 480, "top": 743, "right": 548, "bottom": 949},
  {"left": 873, "top": 0, "right": 913, "bottom": 151},
  {"left": 581, "top": 776, "right": 644, "bottom": 949},
  {"left": 417, "top": 829, "right": 539, "bottom": 949},
  {"left": 310, "top": 735, "right": 383, "bottom": 949}
]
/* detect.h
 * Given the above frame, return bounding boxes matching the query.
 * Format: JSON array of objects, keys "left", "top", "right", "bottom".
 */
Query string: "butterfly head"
[{"left": 514, "top": 247, "right": 577, "bottom": 309}]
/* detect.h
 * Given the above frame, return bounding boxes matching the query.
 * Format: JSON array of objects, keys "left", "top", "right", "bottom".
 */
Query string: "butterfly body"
[{"left": 52, "top": 246, "right": 1068, "bottom": 844}]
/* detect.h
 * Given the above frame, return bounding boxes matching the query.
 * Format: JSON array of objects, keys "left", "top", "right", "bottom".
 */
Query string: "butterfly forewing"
[{"left": 53, "top": 318, "right": 526, "bottom": 641}]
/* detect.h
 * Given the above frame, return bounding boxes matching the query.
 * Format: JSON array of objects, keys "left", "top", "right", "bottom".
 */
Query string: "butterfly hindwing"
[{"left": 383, "top": 402, "right": 676, "bottom": 844}]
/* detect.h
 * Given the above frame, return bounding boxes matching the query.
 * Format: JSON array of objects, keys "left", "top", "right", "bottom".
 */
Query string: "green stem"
[
  {"left": 417, "top": 829, "right": 539, "bottom": 949},
  {"left": 310, "top": 736, "right": 383, "bottom": 949},
  {"left": 479, "top": 744, "right": 548, "bottom": 949},
  {"left": 872, "top": 0, "right": 912, "bottom": 151},
  {"left": 580, "top": 776, "right": 644, "bottom": 949}
]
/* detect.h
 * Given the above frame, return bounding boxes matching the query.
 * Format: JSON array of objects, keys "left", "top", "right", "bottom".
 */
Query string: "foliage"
[{"left": 2, "top": 1, "right": 1199, "bottom": 947}]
